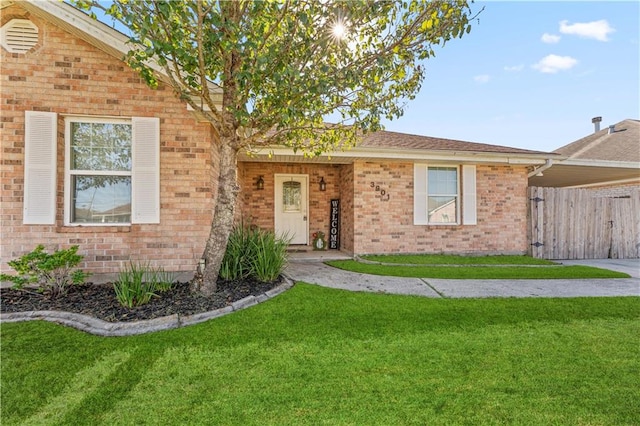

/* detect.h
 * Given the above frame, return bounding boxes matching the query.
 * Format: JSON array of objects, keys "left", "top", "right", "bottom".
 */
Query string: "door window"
[{"left": 282, "top": 180, "right": 301, "bottom": 212}]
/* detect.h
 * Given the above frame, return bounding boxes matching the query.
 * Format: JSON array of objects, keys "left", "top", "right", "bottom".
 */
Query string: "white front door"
[{"left": 274, "top": 174, "right": 308, "bottom": 245}]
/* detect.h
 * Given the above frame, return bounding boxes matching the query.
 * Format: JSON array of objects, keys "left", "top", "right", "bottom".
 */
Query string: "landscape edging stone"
[{"left": 0, "top": 279, "right": 294, "bottom": 336}]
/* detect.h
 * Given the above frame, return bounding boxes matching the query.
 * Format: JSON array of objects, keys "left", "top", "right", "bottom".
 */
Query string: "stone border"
[
  {"left": 0, "top": 278, "right": 294, "bottom": 337},
  {"left": 353, "top": 255, "right": 566, "bottom": 268}
]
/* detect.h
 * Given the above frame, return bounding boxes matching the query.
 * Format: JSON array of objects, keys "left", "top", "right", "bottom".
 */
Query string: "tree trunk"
[{"left": 195, "top": 136, "right": 240, "bottom": 296}]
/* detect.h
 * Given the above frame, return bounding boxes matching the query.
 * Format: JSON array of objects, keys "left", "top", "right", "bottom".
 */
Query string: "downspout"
[{"left": 528, "top": 159, "right": 554, "bottom": 178}]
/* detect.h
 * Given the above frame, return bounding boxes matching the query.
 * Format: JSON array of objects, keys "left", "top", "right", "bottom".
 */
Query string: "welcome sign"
[{"left": 329, "top": 199, "right": 340, "bottom": 249}]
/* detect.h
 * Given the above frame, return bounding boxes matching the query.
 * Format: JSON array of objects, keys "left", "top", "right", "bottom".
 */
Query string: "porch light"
[
  {"left": 256, "top": 175, "right": 265, "bottom": 190},
  {"left": 319, "top": 177, "right": 326, "bottom": 191}
]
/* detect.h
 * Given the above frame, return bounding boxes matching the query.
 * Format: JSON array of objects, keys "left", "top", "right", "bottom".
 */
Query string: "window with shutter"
[
  {"left": 63, "top": 116, "right": 160, "bottom": 225},
  {"left": 414, "top": 164, "right": 477, "bottom": 226}
]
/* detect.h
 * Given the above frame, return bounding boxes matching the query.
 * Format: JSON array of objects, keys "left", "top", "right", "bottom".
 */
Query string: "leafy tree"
[{"left": 74, "top": 0, "right": 480, "bottom": 296}]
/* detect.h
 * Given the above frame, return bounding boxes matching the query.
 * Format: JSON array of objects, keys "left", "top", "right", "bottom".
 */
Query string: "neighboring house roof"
[
  {"left": 529, "top": 119, "right": 640, "bottom": 188},
  {"left": 554, "top": 119, "right": 640, "bottom": 163}
]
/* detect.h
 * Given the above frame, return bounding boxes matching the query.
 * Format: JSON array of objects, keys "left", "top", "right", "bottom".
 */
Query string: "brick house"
[{"left": 1, "top": 0, "right": 556, "bottom": 275}]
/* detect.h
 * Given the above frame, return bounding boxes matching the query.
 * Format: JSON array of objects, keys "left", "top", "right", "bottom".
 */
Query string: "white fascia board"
[
  {"left": 24, "top": 0, "right": 130, "bottom": 54},
  {"left": 560, "top": 158, "right": 640, "bottom": 169},
  {"left": 254, "top": 146, "right": 558, "bottom": 165},
  {"left": 566, "top": 177, "right": 640, "bottom": 189}
]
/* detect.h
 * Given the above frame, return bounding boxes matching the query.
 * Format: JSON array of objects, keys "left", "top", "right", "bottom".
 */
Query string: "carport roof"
[{"left": 529, "top": 119, "right": 640, "bottom": 188}]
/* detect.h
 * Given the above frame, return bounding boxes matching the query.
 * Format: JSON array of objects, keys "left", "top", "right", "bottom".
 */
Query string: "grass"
[
  {"left": 2, "top": 284, "right": 639, "bottom": 425},
  {"left": 360, "top": 254, "right": 557, "bottom": 265},
  {"left": 327, "top": 256, "right": 631, "bottom": 279}
]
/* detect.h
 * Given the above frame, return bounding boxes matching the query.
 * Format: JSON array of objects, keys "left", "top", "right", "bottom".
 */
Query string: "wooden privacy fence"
[{"left": 528, "top": 187, "right": 640, "bottom": 259}]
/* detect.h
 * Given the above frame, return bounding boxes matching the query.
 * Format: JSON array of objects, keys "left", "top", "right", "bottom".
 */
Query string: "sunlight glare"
[{"left": 332, "top": 20, "right": 347, "bottom": 40}]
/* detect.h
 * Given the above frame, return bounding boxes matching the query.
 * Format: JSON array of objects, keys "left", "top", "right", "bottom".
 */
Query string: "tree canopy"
[
  {"left": 74, "top": 0, "right": 480, "bottom": 294},
  {"left": 77, "top": 0, "right": 479, "bottom": 155}
]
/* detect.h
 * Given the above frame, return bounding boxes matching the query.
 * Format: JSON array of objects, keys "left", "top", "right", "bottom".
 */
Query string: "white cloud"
[
  {"left": 532, "top": 54, "right": 578, "bottom": 73},
  {"left": 473, "top": 74, "right": 490, "bottom": 83},
  {"left": 541, "top": 33, "right": 561, "bottom": 44},
  {"left": 504, "top": 64, "right": 524, "bottom": 72},
  {"left": 559, "top": 19, "right": 615, "bottom": 41}
]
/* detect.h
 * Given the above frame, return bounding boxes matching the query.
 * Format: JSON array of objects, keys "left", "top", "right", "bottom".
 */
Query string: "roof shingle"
[
  {"left": 360, "top": 130, "right": 551, "bottom": 155},
  {"left": 553, "top": 119, "right": 640, "bottom": 163}
]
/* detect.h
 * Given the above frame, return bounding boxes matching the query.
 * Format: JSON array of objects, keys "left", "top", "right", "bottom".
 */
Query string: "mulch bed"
[{"left": 0, "top": 277, "right": 282, "bottom": 323}]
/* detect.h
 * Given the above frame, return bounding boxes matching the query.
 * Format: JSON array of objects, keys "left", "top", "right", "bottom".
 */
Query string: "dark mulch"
[{"left": 0, "top": 277, "right": 282, "bottom": 323}]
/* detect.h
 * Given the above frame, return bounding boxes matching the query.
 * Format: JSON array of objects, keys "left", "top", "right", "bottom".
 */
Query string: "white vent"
[{"left": 1, "top": 19, "right": 39, "bottom": 53}]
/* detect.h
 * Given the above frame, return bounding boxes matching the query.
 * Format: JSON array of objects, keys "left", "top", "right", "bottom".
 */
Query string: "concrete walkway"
[{"left": 284, "top": 257, "right": 640, "bottom": 298}]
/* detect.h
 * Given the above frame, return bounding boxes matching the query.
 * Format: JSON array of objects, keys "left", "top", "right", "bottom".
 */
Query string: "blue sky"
[{"left": 381, "top": 1, "right": 639, "bottom": 152}]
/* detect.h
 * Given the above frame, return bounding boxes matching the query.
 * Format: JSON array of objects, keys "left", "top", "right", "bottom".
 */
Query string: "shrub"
[
  {"left": 0, "top": 245, "right": 88, "bottom": 298},
  {"left": 219, "top": 225, "right": 253, "bottom": 280},
  {"left": 220, "top": 226, "right": 289, "bottom": 282},
  {"left": 249, "top": 229, "right": 289, "bottom": 282},
  {"left": 113, "top": 262, "right": 175, "bottom": 308}
]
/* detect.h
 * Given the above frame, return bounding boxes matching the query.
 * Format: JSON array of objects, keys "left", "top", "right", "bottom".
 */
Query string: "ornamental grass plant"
[
  {"left": 220, "top": 225, "right": 289, "bottom": 282},
  {"left": 112, "top": 262, "right": 176, "bottom": 308}
]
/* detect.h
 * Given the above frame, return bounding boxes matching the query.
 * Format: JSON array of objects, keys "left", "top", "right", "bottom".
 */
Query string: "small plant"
[
  {"left": 0, "top": 245, "right": 88, "bottom": 298},
  {"left": 250, "top": 229, "right": 289, "bottom": 282},
  {"left": 220, "top": 225, "right": 289, "bottom": 282},
  {"left": 152, "top": 268, "right": 177, "bottom": 293},
  {"left": 220, "top": 225, "right": 252, "bottom": 280},
  {"left": 113, "top": 262, "right": 175, "bottom": 308}
]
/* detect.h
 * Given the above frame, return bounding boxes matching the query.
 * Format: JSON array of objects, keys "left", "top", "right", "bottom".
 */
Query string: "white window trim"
[
  {"left": 64, "top": 116, "right": 132, "bottom": 226},
  {"left": 415, "top": 163, "right": 468, "bottom": 226},
  {"left": 427, "top": 164, "right": 461, "bottom": 225}
]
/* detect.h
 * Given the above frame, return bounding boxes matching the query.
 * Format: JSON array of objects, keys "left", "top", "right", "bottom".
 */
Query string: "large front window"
[
  {"left": 66, "top": 119, "right": 132, "bottom": 224},
  {"left": 427, "top": 166, "right": 459, "bottom": 224}
]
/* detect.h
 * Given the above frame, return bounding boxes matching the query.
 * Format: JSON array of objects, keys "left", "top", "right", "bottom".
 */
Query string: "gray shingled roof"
[
  {"left": 553, "top": 119, "right": 640, "bottom": 163},
  {"left": 360, "top": 130, "right": 551, "bottom": 155}
]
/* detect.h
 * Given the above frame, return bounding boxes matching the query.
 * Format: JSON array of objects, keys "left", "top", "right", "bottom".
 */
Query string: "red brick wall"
[
  {"left": 237, "top": 162, "right": 345, "bottom": 245},
  {"left": 237, "top": 161, "right": 529, "bottom": 256},
  {"left": 339, "top": 164, "right": 355, "bottom": 253},
  {"left": 1, "top": 5, "right": 216, "bottom": 273},
  {"left": 352, "top": 162, "right": 529, "bottom": 255}
]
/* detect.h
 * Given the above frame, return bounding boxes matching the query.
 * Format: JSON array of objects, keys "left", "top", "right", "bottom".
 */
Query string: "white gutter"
[
  {"left": 244, "top": 145, "right": 560, "bottom": 166},
  {"left": 528, "top": 159, "right": 554, "bottom": 178}
]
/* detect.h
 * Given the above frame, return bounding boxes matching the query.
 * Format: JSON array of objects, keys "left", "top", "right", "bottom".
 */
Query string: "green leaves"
[
  {"left": 0, "top": 245, "right": 89, "bottom": 298},
  {"left": 74, "top": 0, "right": 478, "bottom": 155}
]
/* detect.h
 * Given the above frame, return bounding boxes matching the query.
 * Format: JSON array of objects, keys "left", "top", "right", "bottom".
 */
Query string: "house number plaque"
[{"left": 370, "top": 182, "right": 390, "bottom": 201}]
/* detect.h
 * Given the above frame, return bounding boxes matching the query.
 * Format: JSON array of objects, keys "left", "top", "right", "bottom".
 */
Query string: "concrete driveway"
[{"left": 284, "top": 258, "right": 640, "bottom": 298}]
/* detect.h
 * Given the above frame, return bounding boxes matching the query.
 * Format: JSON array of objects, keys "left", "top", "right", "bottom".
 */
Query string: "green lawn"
[
  {"left": 328, "top": 258, "right": 631, "bottom": 279},
  {"left": 2, "top": 284, "right": 639, "bottom": 425},
  {"left": 360, "top": 254, "right": 556, "bottom": 265}
]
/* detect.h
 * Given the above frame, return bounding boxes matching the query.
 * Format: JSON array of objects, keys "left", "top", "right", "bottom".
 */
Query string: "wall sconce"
[
  {"left": 319, "top": 177, "right": 326, "bottom": 191},
  {"left": 256, "top": 175, "right": 264, "bottom": 190}
]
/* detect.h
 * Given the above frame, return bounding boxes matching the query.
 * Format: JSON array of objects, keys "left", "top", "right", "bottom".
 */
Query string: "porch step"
[{"left": 287, "top": 247, "right": 352, "bottom": 262}]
